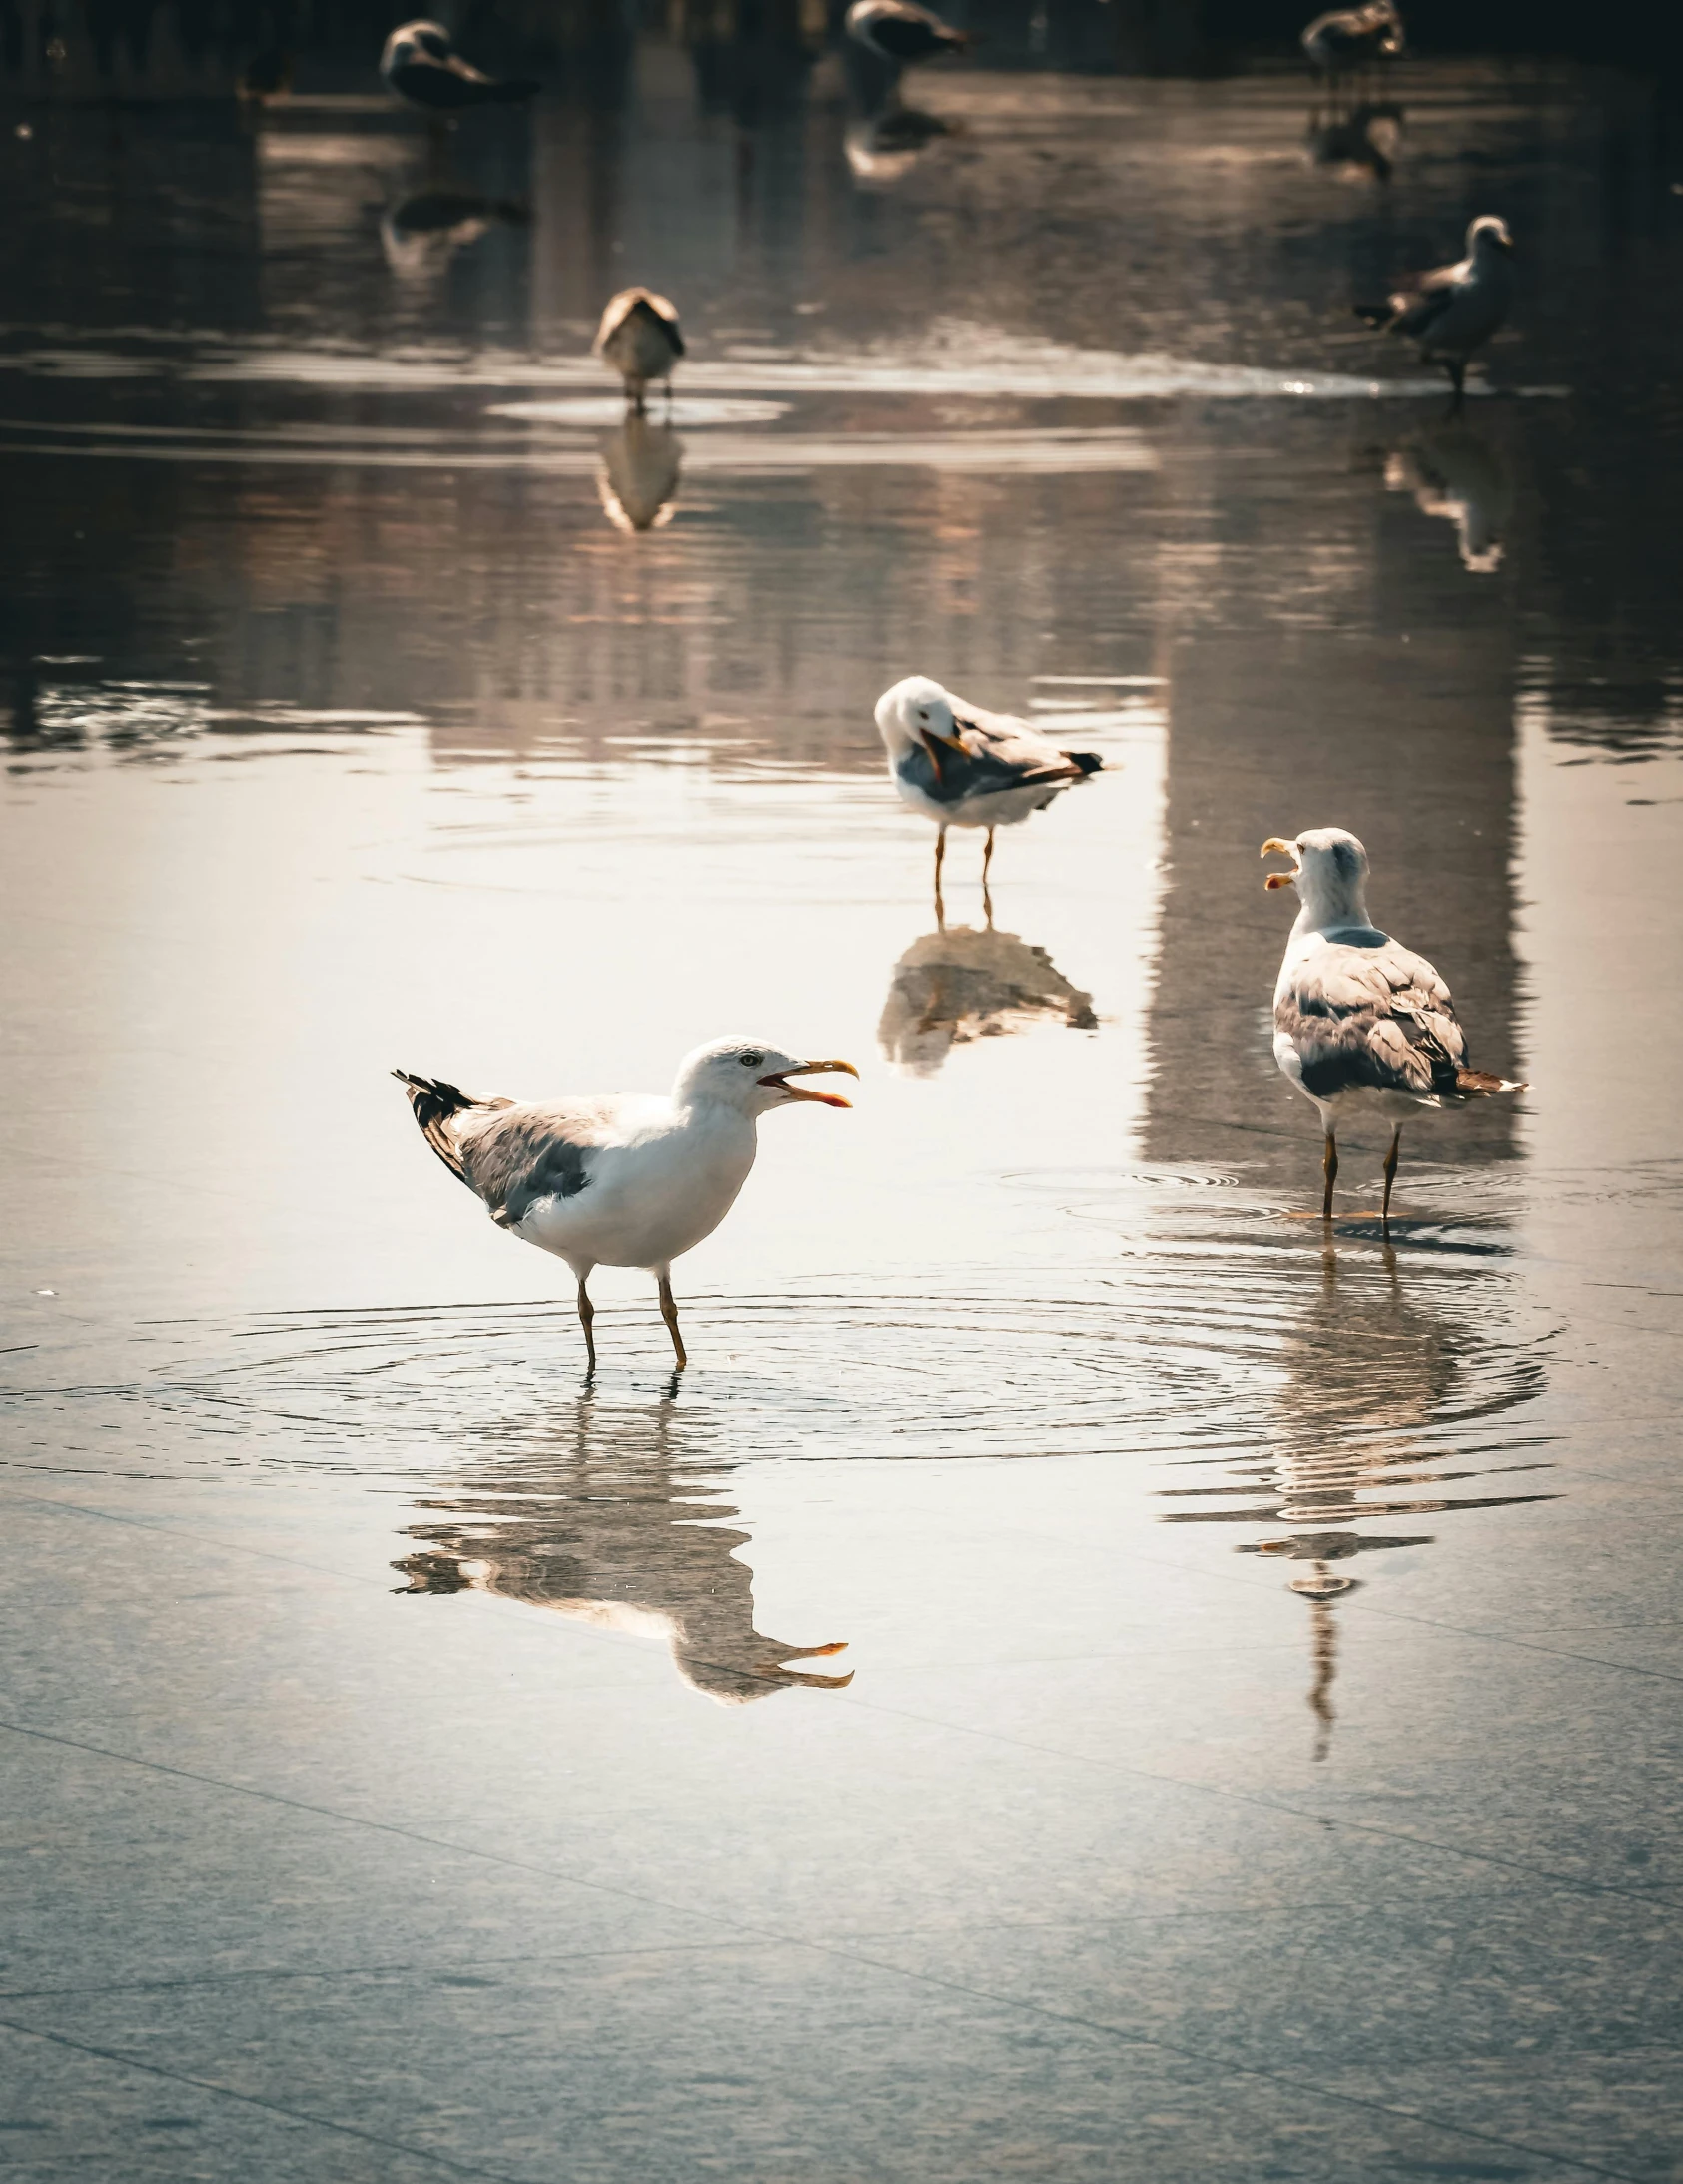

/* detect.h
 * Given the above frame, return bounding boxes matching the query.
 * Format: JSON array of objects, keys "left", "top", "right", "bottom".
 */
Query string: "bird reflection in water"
[
  {"left": 1385, "top": 424, "right": 1513, "bottom": 573},
  {"left": 880, "top": 922, "right": 1097, "bottom": 1077},
  {"left": 1302, "top": 100, "right": 1403, "bottom": 184},
  {"left": 393, "top": 1397, "right": 851, "bottom": 1705},
  {"left": 597, "top": 416, "right": 684, "bottom": 533},
  {"left": 1158, "top": 1242, "right": 1552, "bottom": 1760},
  {"left": 844, "top": 103, "right": 958, "bottom": 187},
  {"left": 380, "top": 189, "right": 529, "bottom": 281}
]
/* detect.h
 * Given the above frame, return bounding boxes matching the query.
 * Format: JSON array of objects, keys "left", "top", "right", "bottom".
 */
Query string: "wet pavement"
[{"left": 2, "top": 38, "right": 1682, "bottom": 2183}]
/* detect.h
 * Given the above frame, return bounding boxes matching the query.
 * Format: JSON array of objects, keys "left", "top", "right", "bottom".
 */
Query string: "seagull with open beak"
[
  {"left": 874, "top": 675, "right": 1103, "bottom": 923},
  {"left": 1262, "top": 829, "right": 1524, "bottom": 1226},
  {"left": 394, "top": 1038, "right": 858, "bottom": 1371}
]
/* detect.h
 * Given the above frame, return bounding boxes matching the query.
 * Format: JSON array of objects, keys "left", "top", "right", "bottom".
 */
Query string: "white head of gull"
[
  {"left": 1300, "top": 0, "right": 1404, "bottom": 81},
  {"left": 875, "top": 674, "right": 1103, "bottom": 921},
  {"left": 1262, "top": 827, "right": 1525, "bottom": 1227},
  {"left": 379, "top": 20, "right": 538, "bottom": 112},
  {"left": 394, "top": 1036, "right": 857, "bottom": 1372},
  {"left": 1356, "top": 215, "right": 1514, "bottom": 406}
]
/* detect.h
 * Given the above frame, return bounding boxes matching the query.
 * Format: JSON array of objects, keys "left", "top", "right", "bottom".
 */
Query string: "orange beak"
[
  {"left": 1261, "top": 837, "right": 1299, "bottom": 891},
  {"left": 759, "top": 1060, "right": 858, "bottom": 1108}
]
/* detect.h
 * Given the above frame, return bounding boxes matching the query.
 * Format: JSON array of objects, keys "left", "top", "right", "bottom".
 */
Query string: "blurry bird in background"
[
  {"left": 594, "top": 289, "right": 685, "bottom": 414},
  {"left": 1355, "top": 214, "right": 1515, "bottom": 408},
  {"left": 379, "top": 20, "right": 539, "bottom": 115},
  {"left": 845, "top": 0, "right": 972, "bottom": 71},
  {"left": 1301, "top": 0, "right": 1404, "bottom": 106},
  {"left": 235, "top": 46, "right": 292, "bottom": 109}
]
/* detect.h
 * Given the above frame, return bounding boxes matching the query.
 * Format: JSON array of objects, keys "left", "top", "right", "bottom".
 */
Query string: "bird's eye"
[
  {"left": 917, "top": 710, "right": 929, "bottom": 724},
  {"left": 739, "top": 1051, "right": 764, "bottom": 1069}
]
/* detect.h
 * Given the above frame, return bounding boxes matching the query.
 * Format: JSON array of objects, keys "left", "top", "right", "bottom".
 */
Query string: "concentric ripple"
[{"left": 0, "top": 1239, "right": 1553, "bottom": 1493}]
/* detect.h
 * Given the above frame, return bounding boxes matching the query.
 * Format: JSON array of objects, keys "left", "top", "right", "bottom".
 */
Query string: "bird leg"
[
  {"left": 981, "top": 827, "right": 996, "bottom": 928},
  {"left": 933, "top": 826, "right": 947, "bottom": 931},
  {"left": 576, "top": 1276, "right": 596, "bottom": 1375},
  {"left": 658, "top": 1274, "right": 688, "bottom": 1370},
  {"left": 1447, "top": 356, "right": 1465, "bottom": 413},
  {"left": 1322, "top": 1130, "right": 1338, "bottom": 1220},
  {"left": 1381, "top": 1125, "right": 1402, "bottom": 1229}
]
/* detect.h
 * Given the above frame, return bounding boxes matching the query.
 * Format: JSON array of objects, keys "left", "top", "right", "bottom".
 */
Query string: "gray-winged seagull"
[
  {"left": 594, "top": 288, "right": 685, "bottom": 414},
  {"left": 875, "top": 675, "right": 1102, "bottom": 919},
  {"left": 1262, "top": 828, "right": 1524, "bottom": 1226},
  {"left": 1356, "top": 215, "right": 1514, "bottom": 406},
  {"left": 380, "top": 20, "right": 537, "bottom": 112},
  {"left": 394, "top": 1038, "right": 857, "bottom": 1371}
]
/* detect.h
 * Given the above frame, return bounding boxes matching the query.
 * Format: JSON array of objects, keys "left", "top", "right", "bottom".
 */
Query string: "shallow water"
[{"left": 3, "top": 46, "right": 1682, "bottom": 2183}]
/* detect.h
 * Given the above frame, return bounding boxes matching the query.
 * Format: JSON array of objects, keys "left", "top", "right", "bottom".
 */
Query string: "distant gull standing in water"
[
  {"left": 1356, "top": 215, "right": 1514, "bottom": 407},
  {"left": 875, "top": 675, "right": 1103, "bottom": 919},
  {"left": 1262, "top": 829, "right": 1525, "bottom": 1226},
  {"left": 394, "top": 1038, "right": 857, "bottom": 1371},
  {"left": 1301, "top": 1, "right": 1403, "bottom": 94},
  {"left": 845, "top": 0, "right": 972, "bottom": 68},
  {"left": 380, "top": 21, "right": 539, "bottom": 113},
  {"left": 594, "top": 289, "right": 685, "bottom": 414}
]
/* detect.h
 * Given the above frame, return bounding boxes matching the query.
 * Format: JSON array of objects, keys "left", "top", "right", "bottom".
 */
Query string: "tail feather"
[
  {"left": 392, "top": 1069, "right": 500, "bottom": 1186},
  {"left": 1454, "top": 1068, "right": 1527, "bottom": 1095},
  {"left": 488, "top": 76, "right": 539, "bottom": 101},
  {"left": 1353, "top": 301, "right": 1393, "bottom": 328},
  {"left": 1064, "top": 750, "right": 1103, "bottom": 775}
]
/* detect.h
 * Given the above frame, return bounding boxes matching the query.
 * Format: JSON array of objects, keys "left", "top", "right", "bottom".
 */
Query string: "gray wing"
[
  {"left": 943, "top": 702, "right": 1096, "bottom": 789},
  {"left": 1387, "top": 259, "right": 1472, "bottom": 339},
  {"left": 455, "top": 1098, "right": 624, "bottom": 1228},
  {"left": 1277, "top": 937, "right": 1467, "bottom": 1099}
]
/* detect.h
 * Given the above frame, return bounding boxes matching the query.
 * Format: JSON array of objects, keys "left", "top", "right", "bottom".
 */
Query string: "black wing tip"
[
  {"left": 1066, "top": 750, "right": 1104, "bottom": 775},
  {"left": 1353, "top": 302, "right": 1391, "bottom": 325},
  {"left": 489, "top": 76, "right": 540, "bottom": 100},
  {"left": 1455, "top": 1069, "right": 1528, "bottom": 1095}
]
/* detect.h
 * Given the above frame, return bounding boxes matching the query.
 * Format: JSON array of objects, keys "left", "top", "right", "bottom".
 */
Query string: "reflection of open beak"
[
  {"left": 759, "top": 1060, "right": 859, "bottom": 1108},
  {"left": 1261, "top": 837, "right": 1300, "bottom": 891}
]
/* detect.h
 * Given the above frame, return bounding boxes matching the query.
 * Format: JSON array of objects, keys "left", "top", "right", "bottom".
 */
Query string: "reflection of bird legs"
[
  {"left": 1382, "top": 1124, "right": 1402, "bottom": 1231},
  {"left": 1447, "top": 356, "right": 1465, "bottom": 415},
  {"left": 658, "top": 1273, "right": 687, "bottom": 1370},
  {"left": 933, "top": 825, "right": 947, "bottom": 932},
  {"left": 576, "top": 1276, "right": 597, "bottom": 1376},
  {"left": 1307, "top": 1588, "right": 1338, "bottom": 1763},
  {"left": 1322, "top": 1129, "right": 1338, "bottom": 1220},
  {"left": 981, "top": 826, "right": 996, "bottom": 930}
]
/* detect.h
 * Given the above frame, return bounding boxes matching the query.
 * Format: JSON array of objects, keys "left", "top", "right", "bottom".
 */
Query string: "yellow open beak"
[
  {"left": 759, "top": 1060, "right": 859, "bottom": 1108},
  {"left": 1261, "top": 837, "right": 1299, "bottom": 891}
]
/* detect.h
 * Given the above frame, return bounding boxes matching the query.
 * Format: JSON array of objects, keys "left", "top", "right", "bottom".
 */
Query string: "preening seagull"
[
  {"left": 394, "top": 1038, "right": 857, "bottom": 1371},
  {"left": 1356, "top": 215, "right": 1514, "bottom": 405},
  {"left": 1262, "top": 829, "right": 1524, "bottom": 1226},
  {"left": 594, "top": 289, "right": 685, "bottom": 414},
  {"left": 379, "top": 20, "right": 538, "bottom": 112},
  {"left": 845, "top": 0, "right": 971, "bottom": 68},
  {"left": 1301, "top": 0, "right": 1404, "bottom": 85},
  {"left": 875, "top": 675, "right": 1103, "bottom": 918}
]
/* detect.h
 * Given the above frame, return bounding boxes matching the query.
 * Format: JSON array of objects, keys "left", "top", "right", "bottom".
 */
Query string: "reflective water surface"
[{"left": 3, "top": 41, "right": 1682, "bottom": 2183}]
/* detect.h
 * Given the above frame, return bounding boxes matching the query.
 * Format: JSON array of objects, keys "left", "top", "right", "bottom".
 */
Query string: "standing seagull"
[
  {"left": 594, "top": 289, "right": 685, "bottom": 414},
  {"left": 1262, "top": 829, "right": 1524, "bottom": 1227},
  {"left": 380, "top": 21, "right": 538, "bottom": 113},
  {"left": 845, "top": 0, "right": 971, "bottom": 69},
  {"left": 1301, "top": 0, "right": 1403, "bottom": 95},
  {"left": 394, "top": 1038, "right": 856, "bottom": 1372},
  {"left": 1356, "top": 215, "right": 1514, "bottom": 407},
  {"left": 875, "top": 676, "right": 1102, "bottom": 921}
]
